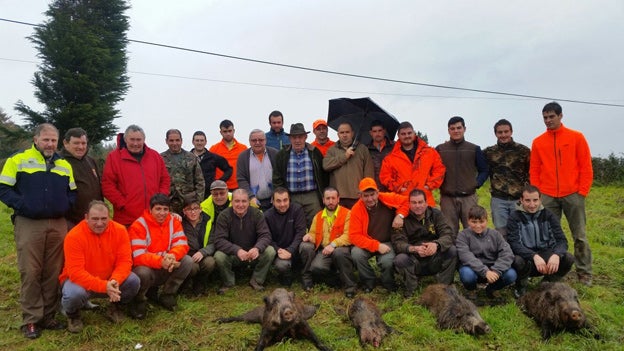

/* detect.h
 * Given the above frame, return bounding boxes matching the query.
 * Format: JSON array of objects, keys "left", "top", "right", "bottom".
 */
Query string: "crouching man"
[
  {"left": 60, "top": 201, "right": 140, "bottom": 332},
  {"left": 506, "top": 185, "right": 575, "bottom": 297},
  {"left": 129, "top": 194, "right": 192, "bottom": 318},
  {"left": 213, "top": 189, "right": 276, "bottom": 294}
]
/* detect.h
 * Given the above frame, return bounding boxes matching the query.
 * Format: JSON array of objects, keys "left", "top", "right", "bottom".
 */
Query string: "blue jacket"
[
  {"left": 265, "top": 129, "right": 290, "bottom": 150},
  {"left": 0, "top": 144, "right": 77, "bottom": 219}
]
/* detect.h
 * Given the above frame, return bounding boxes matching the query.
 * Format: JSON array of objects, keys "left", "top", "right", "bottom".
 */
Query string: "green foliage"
[
  {"left": 15, "top": 0, "right": 130, "bottom": 146},
  {"left": 592, "top": 153, "right": 624, "bottom": 186},
  {"left": 0, "top": 186, "right": 623, "bottom": 350},
  {"left": 417, "top": 130, "right": 428, "bottom": 144},
  {"left": 0, "top": 109, "right": 31, "bottom": 159}
]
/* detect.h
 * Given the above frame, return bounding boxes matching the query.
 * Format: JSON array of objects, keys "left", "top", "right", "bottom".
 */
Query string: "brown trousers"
[{"left": 14, "top": 216, "right": 67, "bottom": 325}]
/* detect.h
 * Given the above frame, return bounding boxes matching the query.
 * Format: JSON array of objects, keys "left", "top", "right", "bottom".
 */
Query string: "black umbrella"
[{"left": 327, "top": 97, "right": 399, "bottom": 147}]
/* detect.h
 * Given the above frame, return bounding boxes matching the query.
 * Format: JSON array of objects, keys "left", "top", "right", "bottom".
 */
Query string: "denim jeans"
[
  {"left": 490, "top": 197, "right": 518, "bottom": 231},
  {"left": 61, "top": 272, "right": 140, "bottom": 314},
  {"left": 458, "top": 265, "right": 517, "bottom": 291}
]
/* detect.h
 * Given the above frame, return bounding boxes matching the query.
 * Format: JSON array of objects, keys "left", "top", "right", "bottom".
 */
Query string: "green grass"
[{"left": 1, "top": 185, "right": 623, "bottom": 350}]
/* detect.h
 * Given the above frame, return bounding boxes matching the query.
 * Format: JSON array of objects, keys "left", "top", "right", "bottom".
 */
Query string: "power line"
[
  {"left": 0, "top": 57, "right": 538, "bottom": 100},
  {"left": 2, "top": 17, "right": 624, "bottom": 108}
]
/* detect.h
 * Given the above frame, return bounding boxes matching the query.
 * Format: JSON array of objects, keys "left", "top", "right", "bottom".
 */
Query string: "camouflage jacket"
[
  {"left": 161, "top": 149, "right": 205, "bottom": 203},
  {"left": 483, "top": 139, "right": 530, "bottom": 199}
]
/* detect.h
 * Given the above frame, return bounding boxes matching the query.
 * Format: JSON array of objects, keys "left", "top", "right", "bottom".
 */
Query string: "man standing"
[
  {"left": 190, "top": 131, "right": 232, "bottom": 199},
  {"left": 61, "top": 127, "right": 103, "bottom": 228},
  {"left": 310, "top": 119, "right": 335, "bottom": 156},
  {"left": 530, "top": 101, "right": 593, "bottom": 286},
  {"left": 436, "top": 116, "right": 488, "bottom": 234},
  {"left": 265, "top": 110, "right": 290, "bottom": 150},
  {"left": 213, "top": 189, "right": 276, "bottom": 293},
  {"left": 209, "top": 119, "right": 247, "bottom": 191},
  {"left": 237, "top": 129, "right": 279, "bottom": 211},
  {"left": 350, "top": 178, "right": 408, "bottom": 293},
  {"left": 273, "top": 123, "right": 328, "bottom": 227},
  {"left": 367, "top": 120, "right": 394, "bottom": 191},
  {"left": 391, "top": 189, "right": 457, "bottom": 298},
  {"left": 380, "top": 121, "right": 445, "bottom": 207},
  {"left": 0, "top": 123, "right": 76, "bottom": 339},
  {"left": 60, "top": 201, "right": 140, "bottom": 332},
  {"left": 506, "top": 185, "right": 575, "bottom": 296},
  {"left": 129, "top": 194, "right": 192, "bottom": 318},
  {"left": 483, "top": 119, "right": 530, "bottom": 237},
  {"left": 264, "top": 187, "right": 309, "bottom": 287},
  {"left": 300, "top": 187, "right": 357, "bottom": 297},
  {"left": 323, "top": 122, "right": 374, "bottom": 209},
  {"left": 102, "top": 125, "right": 170, "bottom": 226},
  {"left": 161, "top": 129, "right": 205, "bottom": 214}
]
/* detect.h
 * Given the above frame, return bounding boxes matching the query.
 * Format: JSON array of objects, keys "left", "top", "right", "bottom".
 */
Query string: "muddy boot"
[
  {"left": 66, "top": 311, "right": 84, "bottom": 333},
  {"left": 106, "top": 302, "right": 125, "bottom": 323}
]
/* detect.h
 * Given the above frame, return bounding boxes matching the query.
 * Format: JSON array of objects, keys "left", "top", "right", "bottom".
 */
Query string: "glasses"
[
  {"left": 250, "top": 139, "right": 265, "bottom": 143},
  {"left": 183, "top": 207, "right": 201, "bottom": 212}
]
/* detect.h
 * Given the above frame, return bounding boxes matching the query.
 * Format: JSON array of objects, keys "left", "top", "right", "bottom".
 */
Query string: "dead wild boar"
[
  {"left": 419, "top": 284, "right": 491, "bottom": 335},
  {"left": 518, "top": 282, "right": 598, "bottom": 340},
  {"left": 215, "top": 288, "right": 331, "bottom": 351},
  {"left": 348, "top": 297, "right": 394, "bottom": 347}
]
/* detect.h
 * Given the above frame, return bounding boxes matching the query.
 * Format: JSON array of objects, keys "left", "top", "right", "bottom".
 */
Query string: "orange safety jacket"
[
  {"left": 379, "top": 137, "right": 445, "bottom": 206},
  {"left": 59, "top": 219, "right": 133, "bottom": 293},
  {"left": 309, "top": 205, "right": 351, "bottom": 249},
  {"left": 129, "top": 210, "right": 189, "bottom": 269},
  {"left": 209, "top": 138, "right": 248, "bottom": 189},
  {"left": 529, "top": 124, "right": 593, "bottom": 197},
  {"left": 349, "top": 192, "right": 409, "bottom": 252}
]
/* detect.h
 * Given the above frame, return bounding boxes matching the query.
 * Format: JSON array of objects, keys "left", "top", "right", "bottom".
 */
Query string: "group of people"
[{"left": 0, "top": 101, "right": 593, "bottom": 340}]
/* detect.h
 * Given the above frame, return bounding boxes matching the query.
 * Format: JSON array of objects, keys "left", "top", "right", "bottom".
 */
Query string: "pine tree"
[{"left": 15, "top": 0, "right": 130, "bottom": 146}]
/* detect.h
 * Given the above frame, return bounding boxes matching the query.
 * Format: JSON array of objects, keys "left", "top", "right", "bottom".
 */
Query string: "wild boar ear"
[
  {"left": 289, "top": 291, "right": 295, "bottom": 300},
  {"left": 263, "top": 296, "right": 270, "bottom": 305}
]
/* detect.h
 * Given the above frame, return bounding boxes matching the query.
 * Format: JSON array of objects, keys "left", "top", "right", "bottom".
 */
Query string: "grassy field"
[{"left": 0, "top": 185, "right": 623, "bottom": 351}]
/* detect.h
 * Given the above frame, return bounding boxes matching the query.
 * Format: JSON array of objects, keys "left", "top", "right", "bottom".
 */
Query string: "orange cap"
[
  {"left": 313, "top": 119, "right": 328, "bottom": 130},
  {"left": 358, "top": 177, "right": 378, "bottom": 192}
]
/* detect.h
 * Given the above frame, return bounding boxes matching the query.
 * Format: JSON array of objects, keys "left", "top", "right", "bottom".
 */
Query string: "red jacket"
[
  {"left": 209, "top": 138, "right": 247, "bottom": 189},
  {"left": 349, "top": 192, "right": 409, "bottom": 252},
  {"left": 102, "top": 136, "right": 170, "bottom": 225},
  {"left": 129, "top": 210, "right": 189, "bottom": 269},
  {"left": 530, "top": 124, "right": 593, "bottom": 197},
  {"left": 379, "top": 138, "right": 445, "bottom": 206},
  {"left": 59, "top": 219, "right": 133, "bottom": 293}
]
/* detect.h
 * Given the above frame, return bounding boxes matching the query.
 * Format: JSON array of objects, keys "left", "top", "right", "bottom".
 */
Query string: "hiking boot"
[
  {"left": 192, "top": 279, "right": 207, "bottom": 296},
  {"left": 129, "top": 300, "right": 147, "bottom": 320},
  {"left": 485, "top": 287, "right": 506, "bottom": 305},
  {"left": 345, "top": 288, "right": 356, "bottom": 299},
  {"left": 217, "top": 285, "right": 232, "bottom": 295},
  {"left": 66, "top": 313, "right": 83, "bottom": 333},
  {"left": 249, "top": 278, "right": 265, "bottom": 291},
  {"left": 21, "top": 323, "right": 41, "bottom": 339},
  {"left": 465, "top": 290, "right": 478, "bottom": 302},
  {"left": 146, "top": 286, "right": 159, "bottom": 303},
  {"left": 514, "top": 278, "right": 528, "bottom": 299},
  {"left": 159, "top": 294, "right": 177, "bottom": 311},
  {"left": 41, "top": 318, "right": 66, "bottom": 330},
  {"left": 106, "top": 303, "right": 125, "bottom": 323},
  {"left": 578, "top": 273, "right": 593, "bottom": 287}
]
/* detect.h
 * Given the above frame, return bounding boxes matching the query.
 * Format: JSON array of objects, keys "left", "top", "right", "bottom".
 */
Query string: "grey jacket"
[{"left": 456, "top": 228, "right": 513, "bottom": 276}]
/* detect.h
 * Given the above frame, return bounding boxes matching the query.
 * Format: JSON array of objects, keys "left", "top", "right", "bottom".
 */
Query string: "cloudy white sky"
[{"left": 1, "top": 0, "right": 623, "bottom": 156}]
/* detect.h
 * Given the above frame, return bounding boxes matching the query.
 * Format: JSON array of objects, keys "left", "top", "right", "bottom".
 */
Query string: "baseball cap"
[
  {"left": 313, "top": 119, "right": 327, "bottom": 130},
  {"left": 358, "top": 177, "right": 378, "bottom": 192},
  {"left": 210, "top": 180, "right": 228, "bottom": 191}
]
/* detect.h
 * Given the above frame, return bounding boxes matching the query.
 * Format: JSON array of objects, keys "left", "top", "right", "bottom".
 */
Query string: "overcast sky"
[{"left": 1, "top": 0, "right": 623, "bottom": 156}]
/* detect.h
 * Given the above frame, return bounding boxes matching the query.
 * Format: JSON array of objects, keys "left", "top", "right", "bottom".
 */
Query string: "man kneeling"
[
  {"left": 129, "top": 194, "right": 193, "bottom": 318},
  {"left": 60, "top": 201, "right": 140, "bottom": 332}
]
